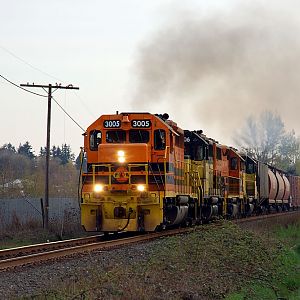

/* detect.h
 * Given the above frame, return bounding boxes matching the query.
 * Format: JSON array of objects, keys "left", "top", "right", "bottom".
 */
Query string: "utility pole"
[{"left": 20, "top": 83, "right": 79, "bottom": 229}]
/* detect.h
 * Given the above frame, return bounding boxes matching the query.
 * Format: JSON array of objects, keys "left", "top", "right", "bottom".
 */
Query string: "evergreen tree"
[
  {"left": 18, "top": 141, "right": 35, "bottom": 160},
  {"left": 1, "top": 143, "right": 16, "bottom": 153},
  {"left": 60, "top": 144, "right": 75, "bottom": 164},
  {"left": 39, "top": 147, "right": 46, "bottom": 157}
]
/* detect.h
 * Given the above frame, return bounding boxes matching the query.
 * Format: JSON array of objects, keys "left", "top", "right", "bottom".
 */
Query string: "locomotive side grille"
[
  {"left": 246, "top": 181, "right": 255, "bottom": 197},
  {"left": 228, "top": 177, "right": 240, "bottom": 195},
  {"left": 130, "top": 175, "right": 146, "bottom": 184}
]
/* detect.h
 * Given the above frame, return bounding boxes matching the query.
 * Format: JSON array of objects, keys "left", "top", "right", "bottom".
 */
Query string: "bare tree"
[{"left": 235, "top": 110, "right": 299, "bottom": 171}]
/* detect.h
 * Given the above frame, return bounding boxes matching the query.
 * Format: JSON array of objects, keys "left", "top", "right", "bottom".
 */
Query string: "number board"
[
  {"left": 131, "top": 120, "right": 151, "bottom": 128},
  {"left": 103, "top": 120, "right": 121, "bottom": 128}
]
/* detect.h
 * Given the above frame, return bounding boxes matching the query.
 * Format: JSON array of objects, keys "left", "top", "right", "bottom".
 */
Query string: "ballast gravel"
[{"left": 0, "top": 240, "right": 165, "bottom": 299}]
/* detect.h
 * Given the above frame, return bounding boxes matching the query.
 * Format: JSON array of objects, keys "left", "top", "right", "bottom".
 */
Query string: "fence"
[{"left": 0, "top": 198, "right": 80, "bottom": 231}]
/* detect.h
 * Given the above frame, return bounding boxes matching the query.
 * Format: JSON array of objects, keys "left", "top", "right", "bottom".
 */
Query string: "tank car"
[
  {"left": 288, "top": 175, "right": 300, "bottom": 209},
  {"left": 255, "top": 163, "right": 291, "bottom": 212}
]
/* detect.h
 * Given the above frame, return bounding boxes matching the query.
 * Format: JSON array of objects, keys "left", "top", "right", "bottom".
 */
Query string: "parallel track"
[{"left": 0, "top": 210, "right": 299, "bottom": 271}]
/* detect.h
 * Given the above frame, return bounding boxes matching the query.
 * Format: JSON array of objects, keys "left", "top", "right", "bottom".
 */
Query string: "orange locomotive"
[
  {"left": 80, "top": 112, "right": 300, "bottom": 233},
  {"left": 81, "top": 112, "right": 194, "bottom": 232}
]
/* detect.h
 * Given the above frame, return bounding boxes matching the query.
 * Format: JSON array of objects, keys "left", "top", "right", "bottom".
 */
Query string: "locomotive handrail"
[
  {"left": 90, "top": 163, "right": 149, "bottom": 190},
  {"left": 128, "top": 163, "right": 149, "bottom": 188},
  {"left": 91, "top": 164, "right": 112, "bottom": 187},
  {"left": 164, "top": 146, "right": 170, "bottom": 159}
]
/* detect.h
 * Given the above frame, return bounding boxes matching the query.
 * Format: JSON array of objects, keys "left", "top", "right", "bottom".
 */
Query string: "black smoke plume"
[{"left": 132, "top": 1, "right": 300, "bottom": 144}]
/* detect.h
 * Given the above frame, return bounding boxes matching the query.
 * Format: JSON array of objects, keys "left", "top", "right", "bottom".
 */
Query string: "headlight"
[
  {"left": 117, "top": 150, "right": 125, "bottom": 163},
  {"left": 137, "top": 185, "right": 145, "bottom": 192},
  {"left": 117, "top": 150, "right": 125, "bottom": 157},
  {"left": 118, "top": 156, "right": 125, "bottom": 163},
  {"left": 94, "top": 184, "right": 103, "bottom": 193}
]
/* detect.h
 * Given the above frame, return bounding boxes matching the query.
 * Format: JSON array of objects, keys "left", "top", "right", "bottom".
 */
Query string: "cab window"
[
  {"left": 247, "top": 162, "right": 254, "bottom": 174},
  {"left": 230, "top": 157, "right": 238, "bottom": 170},
  {"left": 106, "top": 130, "right": 126, "bottom": 143},
  {"left": 170, "top": 132, "right": 174, "bottom": 152},
  {"left": 154, "top": 129, "right": 166, "bottom": 150},
  {"left": 195, "top": 145, "right": 204, "bottom": 161},
  {"left": 90, "top": 130, "right": 101, "bottom": 151},
  {"left": 129, "top": 130, "right": 149, "bottom": 143},
  {"left": 208, "top": 144, "right": 213, "bottom": 158},
  {"left": 216, "top": 147, "right": 222, "bottom": 160}
]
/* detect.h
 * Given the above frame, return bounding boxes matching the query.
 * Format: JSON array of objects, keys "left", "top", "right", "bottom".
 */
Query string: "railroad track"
[
  {"left": 0, "top": 234, "right": 104, "bottom": 261},
  {"left": 234, "top": 209, "right": 300, "bottom": 224},
  {"left": 0, "top": 228, "right": 192, "bottom": 271},
  {"left": 0, "top": 210, "right": 299, "bottom": 271}
]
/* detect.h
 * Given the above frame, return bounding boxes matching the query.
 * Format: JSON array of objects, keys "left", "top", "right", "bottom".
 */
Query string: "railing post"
[
  {"left": 108, "top": 165, "right": 112, "bottom": 187},
  {"left": 145, "top": 164, "right": 148, "bottom": 188},
  {"left": 92, "top": 165, "right": 95, "bottom": 185}
]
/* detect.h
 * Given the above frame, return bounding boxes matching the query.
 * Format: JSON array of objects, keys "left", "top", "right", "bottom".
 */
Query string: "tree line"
[
  {"left": 235, "top": 110, "right": 300, "bottom": 175},
  {"left": 0, "top": 142, "right": 81, "bottom": 199}
]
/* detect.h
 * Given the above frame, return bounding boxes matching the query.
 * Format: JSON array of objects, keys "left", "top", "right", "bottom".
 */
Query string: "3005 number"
[
  {"left": 131, "top": 120, "right": 151, "bottom": 128},
  {"left": 103, "top": 120, "right": 121, "bottom": 128}
]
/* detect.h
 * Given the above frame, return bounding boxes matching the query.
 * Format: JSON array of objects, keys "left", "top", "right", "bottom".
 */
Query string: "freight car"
[{"left": 80, "top": 112, "right": 300, "bottom": 232}]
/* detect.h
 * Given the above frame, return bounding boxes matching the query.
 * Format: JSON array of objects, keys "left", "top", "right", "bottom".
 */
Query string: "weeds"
[
  {"left": 0, "top": 208, "right": 84, "bottom": 249},
  {"left": 227, "top": 221, "right": 300, "bottom": 300}
]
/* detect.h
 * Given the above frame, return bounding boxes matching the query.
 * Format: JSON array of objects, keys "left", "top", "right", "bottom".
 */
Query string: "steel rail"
[
  {"left": 0, "top": 228, "right": 191, "bottom": 270},
  {"left": 0, "top": 234, "right": 104, "bottom": 260}
]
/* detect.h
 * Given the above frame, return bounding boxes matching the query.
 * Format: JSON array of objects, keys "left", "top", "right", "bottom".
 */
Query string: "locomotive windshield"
[
  {"left": 90, "top": 130, "right": 101, "bottom": 150},
  {"left": 106, "top": 130, "right": 126, "bottom": 143},
  {"left": 154, "top": 129, "right": 166, "bottom": 150},
  {"left": 129, "top": 130, "right": 149, "bottom": 143}
]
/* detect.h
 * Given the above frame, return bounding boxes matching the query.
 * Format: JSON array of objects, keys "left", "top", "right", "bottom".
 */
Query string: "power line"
[
  {"left": 0, "top": 45, "right": 64, "bottom": 83},
  {"left": 1, "top": 74, "right": 85, "bottom": 132},
  {"left": 0, "top": 45, "right": 95, "bottom": 118},
  {"left": 72, "top": 91, "right": 97, "bottom": 119},
  {"left": 52, "top": 96, "right": 85, "bottom": 132},
  {"left": 0, "top": 74, "right": 47, "bottom": 98}
]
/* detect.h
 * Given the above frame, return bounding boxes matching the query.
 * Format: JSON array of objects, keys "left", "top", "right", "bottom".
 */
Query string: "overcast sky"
[{"left": 1, "top": 0, "right": 299, "bottom": 155}]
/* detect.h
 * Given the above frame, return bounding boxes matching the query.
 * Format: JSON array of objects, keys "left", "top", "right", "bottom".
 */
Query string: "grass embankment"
[
  {"left": 228, "top": 221, "right": 300, "bottom": 300},
  {"left": 0, "top": 228, "right": 66, "bottom": 250},
  {"left": 37, "top": 218, "right": 300, "bottom": 300},
  {"left": 0, "top": 224, "right": 86, "bottom": 250}
]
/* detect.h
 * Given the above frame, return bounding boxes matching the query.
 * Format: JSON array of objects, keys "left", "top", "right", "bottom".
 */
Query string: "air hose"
[{"left": 118, "top": 208, "right": 133, "bottom": 232}]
